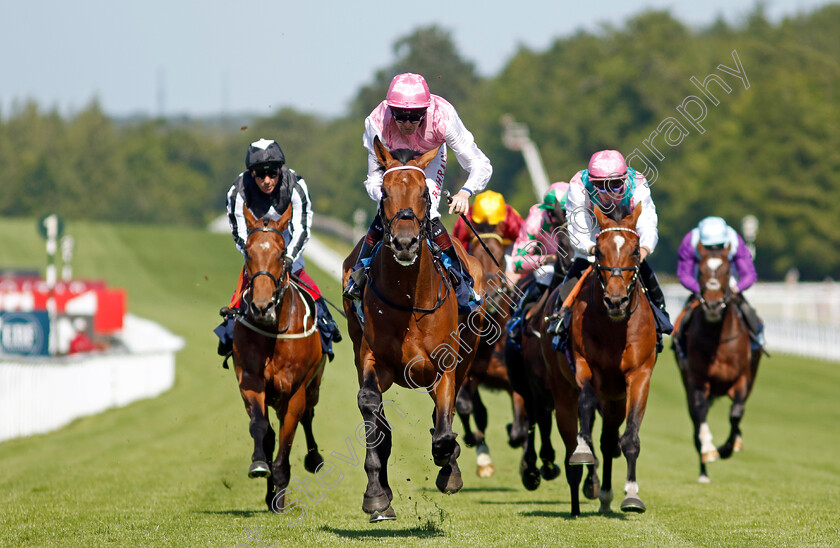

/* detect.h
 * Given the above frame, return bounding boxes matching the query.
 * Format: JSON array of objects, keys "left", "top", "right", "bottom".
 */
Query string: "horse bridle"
[
  {"left": 594, "top": 227, "right": 640, "bottom": 297},
  {"left": 378, "top": 165, "right": 432, "bottom": 245},
  {"left": 244, "top": 223, "right": 289, "bottom": 312},
  {"left": 697, "top": 260, "right": 734, "bottom": 314}
]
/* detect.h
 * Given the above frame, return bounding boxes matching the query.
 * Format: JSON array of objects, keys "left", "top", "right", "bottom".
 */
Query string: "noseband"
[
  {"left": 595, "top": 227, "right": 640, "bottom": 296},
  {"left": 245, "top": 223, "right": 289, "bottom": 309}
]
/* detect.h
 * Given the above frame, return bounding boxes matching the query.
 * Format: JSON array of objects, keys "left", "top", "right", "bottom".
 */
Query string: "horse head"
[
  {"left": 374, "top": 135, "right": 440, "bottom": 266},
  {"left": 550, "top": 208, "right": 575, "bottom": 277},
  {"left": 468, "top": 221, "right": 509, "bottom": 315},
  {"left": 242, "top": 204, "right": 293, "bottom": 326},
  {"left": 593, "top": 203, "right": 643, "bottom": 320},
  {"left": 696, "top": 242, "right": 733, "bottom": 322}
]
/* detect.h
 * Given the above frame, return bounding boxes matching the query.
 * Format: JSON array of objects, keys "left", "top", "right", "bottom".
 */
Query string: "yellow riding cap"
[{"left": 472, "top": 191, "right": 507, "bottom": 225}]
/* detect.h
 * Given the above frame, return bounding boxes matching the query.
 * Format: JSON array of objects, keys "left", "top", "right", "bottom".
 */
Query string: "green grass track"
[{"left": 0, "top": 218, "right": 838, "bottom": 547}]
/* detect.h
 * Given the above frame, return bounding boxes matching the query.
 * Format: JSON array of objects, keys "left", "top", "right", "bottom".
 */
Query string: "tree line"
[{"left": 1, "top": 6, "right": 838, "bottom": 280}]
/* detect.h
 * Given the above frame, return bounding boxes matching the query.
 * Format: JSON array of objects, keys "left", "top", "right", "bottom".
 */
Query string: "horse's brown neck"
[{"left": 375, "top": 240, "right": 440, "bottom": 308}]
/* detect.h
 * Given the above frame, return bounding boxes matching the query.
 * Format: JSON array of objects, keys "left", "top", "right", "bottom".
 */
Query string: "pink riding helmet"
[
  {"left": 588, "top": 150, "right": 627, "bottom": 180},
  {"left": 386, "top": 73, "right": 431, "bottom": 109}
]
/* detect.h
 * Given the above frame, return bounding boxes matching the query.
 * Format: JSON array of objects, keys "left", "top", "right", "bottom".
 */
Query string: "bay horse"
[
  {"left": 559, "top": 203, "right": 657, "bottom": 514},
  {"left": 675, "top": 242, "right": 761, "bottom": 483},
  {"left": 232, "top": 205, "right": 327, "bottom": 513},
  {"left": 456, "top": 221, "right": 528, "bottom": 478},
  {"left": 342, "top": 136, "right": 484, "bottom": 522}
]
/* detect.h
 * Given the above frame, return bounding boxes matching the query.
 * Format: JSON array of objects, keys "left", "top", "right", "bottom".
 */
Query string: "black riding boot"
[
  {"left": 442, "top": 246, "right": 482, "bottom": 316},
  {"left": 546, "top": 257, "right": 590, "bottom": 337},
  {"left": 430, "top": 219, "right": 481, "bottom": 316},
  {"left": 343, "top": 216, "right": 384, "bottom": 301},
  {"left": 736, "top": 295, "right": 765, "bottom": 350},
  {"left": 315, "top": 297, "right": 341, "bottom": 360},
  {"left": 343, "top": 241, "right": 375, "bottom": 301},
  {"left": 505, "top": 277, "right": 541, "bottom": 343},
  {"left": 640, "top": 261, "right": 672, "bottom": 353}
]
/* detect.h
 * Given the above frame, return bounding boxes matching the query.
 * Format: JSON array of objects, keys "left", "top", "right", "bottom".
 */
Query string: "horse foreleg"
[
  {"left": 507, "top": 390, "right": 529, "bottom": 448},
  {"left": 570, "top": 381, "right": 598, "bottom": 465},
  {"left": 455, "top": 383, "right": 476, "bottom": 447},
  {"left": 357, "top": 364, "right": 394, "bottom": 518},
  {"left": 689, "top": 383, "right": 716, "bottom": 480},
  {"left": 431, "top": 372, "right": 463, "bottom": 494},
  {"left": 598, "top": 399, "right": 623, "bottom": 514},
  {"left": 520, "top": 426, "right": 541, "bottom": 490},
  {"left": 552, "top": 378, "right": 582, "bottom": 516},
  {"left": 619, "top": 368, "right": 652, "bottom": 514},
  {"left": 240, "top": 372, "right": 272, "bottom": 479},
  {"left": 268, "top": 392, "right": 304, "bottom": 514},
  {"left": 470, "top": 386, "right": 495, "bottom": 478},
  {"left": 536, "top": 408, "right": 560, "bottom": 481},
  {"left": 300, "top": 407, "right": 325, "bottom": 474},
  {"left": 718, "top": 377, "right": 749, "bottom": 459}
]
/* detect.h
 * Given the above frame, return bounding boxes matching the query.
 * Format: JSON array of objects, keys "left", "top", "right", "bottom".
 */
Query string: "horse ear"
[
  {"left": 593, "top": 204, "right": 609, "bottom": 228},
  {"left": 414, "top": 145, "right": 441, "bottom": 170},
  {"left": 276, "top": 204, "right": 293, "bottom": 232},
  {"left": 724, "top": 243, "right": 731, "bottom": 254},
  {"left": 374, "top": 135, "right": 393, "bottom": 167},
  {"left": 243, "top": 205, "right": 258, "bottom": 229},
  {"left": 628, "top": 202, "right": 643, "bottom": 229}
]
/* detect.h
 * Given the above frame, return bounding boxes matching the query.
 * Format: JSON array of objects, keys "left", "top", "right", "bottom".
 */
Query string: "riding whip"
[
  {"left": 443, "top": 189, "right": 503, "bottom": 269},
  {"left": 290, "top": 272, "right": 347, "bottom": 318}
]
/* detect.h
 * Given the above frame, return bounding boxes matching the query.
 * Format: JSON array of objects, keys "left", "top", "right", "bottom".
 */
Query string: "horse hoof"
[
  {"left": 248, "top": 461, "right": 271, "bottom": 478},
  {"left": 521, "top": 468, "right": 541, "bottom": 491},
  {"left": 436, "top": 469, "right": 463, "bottom": 494},
  {"left": 583, "top": 475, "right": 601, "bottom": 500},
  {"left": 701, "top": 450, "right": 719, "bottom": 463},
  {"left": 733, "top": 436, "right": 744, "bottom": 452},
  {"left": 698, "top": 475, "right": 711, "bottom": 484},
  {"left": 477, "top": 463, "right": 495, "bottom": 478},
  {"left": 620, "top": 496, "right": 646, "bottom": 513},
  {"left": 476, "top": 452, "right": 495, "bottom": 478},
  {"left": 304, "top": 449, "right": 324, "bottom": 474},
  {"left": 569, "top": 450, "right": 597, "bottom": 466},
  {"left": 362, "top": 494, "right": 391, "bottom": 515},
  {"left": 540, "top": 462, "right": 561, "bottom": 481},
  {"left": 369, "top": 506, "right": 397, "bottom": 522}
]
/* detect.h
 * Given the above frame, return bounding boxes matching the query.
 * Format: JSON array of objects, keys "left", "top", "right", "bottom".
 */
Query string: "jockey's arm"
[
  {"left": 286, "top": 176, "right": 313, "bottom": 264},
  {"left": 676, "top": 232, "right": 701, "bottom": 294},
  {"left": 732, "top": 233, "right": 758, "bottom": 292},
  {"left": 632, "top": 175, "right": 659, "bottom": 257},
  {"left": 443, "top": 110, "right": 492, "bottom": 197}
]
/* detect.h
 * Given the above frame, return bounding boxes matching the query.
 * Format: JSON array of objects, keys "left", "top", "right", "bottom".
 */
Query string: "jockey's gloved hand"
[{"left": 285, "top": 256, "right": 294, "bottom": 273}]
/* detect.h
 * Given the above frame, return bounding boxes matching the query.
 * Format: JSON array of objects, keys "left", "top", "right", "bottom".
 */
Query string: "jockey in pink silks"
[
  {"left": 505, "top": 182, "right": 573, "bottom": 342},
  {"left": 343, "top": 72, "right": 493, "bottom": 315},
  {"left": 546, "top": 150, "right": 673, "bottom": 353}
]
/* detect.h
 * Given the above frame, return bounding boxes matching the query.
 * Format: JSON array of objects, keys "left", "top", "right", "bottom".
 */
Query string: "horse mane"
[
  {"left": 375, "top": 147, "right": 422, "bottom": 173},
  {"left": 600, "top": 202, "right": 633, "bottom": 223}
]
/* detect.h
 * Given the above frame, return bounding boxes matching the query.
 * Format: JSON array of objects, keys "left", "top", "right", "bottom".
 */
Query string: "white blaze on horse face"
[
  {"left": 613, "top": 235, "right": 626, "bottom": 256},
  {"left": 259, "top": 242, "right": 271, "bottom": 251},
  {"left": 704, "top": 257, "right": 724, "bottom": 290}
]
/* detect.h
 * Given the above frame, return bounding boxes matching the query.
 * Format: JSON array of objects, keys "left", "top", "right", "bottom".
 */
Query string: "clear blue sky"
[{"left": 0, "top": 0, "right": 833, "bottom": 119}]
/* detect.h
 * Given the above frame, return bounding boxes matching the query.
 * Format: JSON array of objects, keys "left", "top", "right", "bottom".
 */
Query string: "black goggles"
[
  {"left": 253, "top": 165, "right": 281, "bottom": 178},
  {"left": 391, "top": 108, "right": 426, "bottom": 123}
]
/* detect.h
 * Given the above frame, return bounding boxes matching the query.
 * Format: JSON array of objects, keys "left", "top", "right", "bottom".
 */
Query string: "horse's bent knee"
[{"left": 358, "top": 387, "right": 382, "bottom": 414}]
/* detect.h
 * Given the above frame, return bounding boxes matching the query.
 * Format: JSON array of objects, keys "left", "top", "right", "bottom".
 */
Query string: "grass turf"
[{"left": 0, "top": 217, "right": 838, "bottom": 547}]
